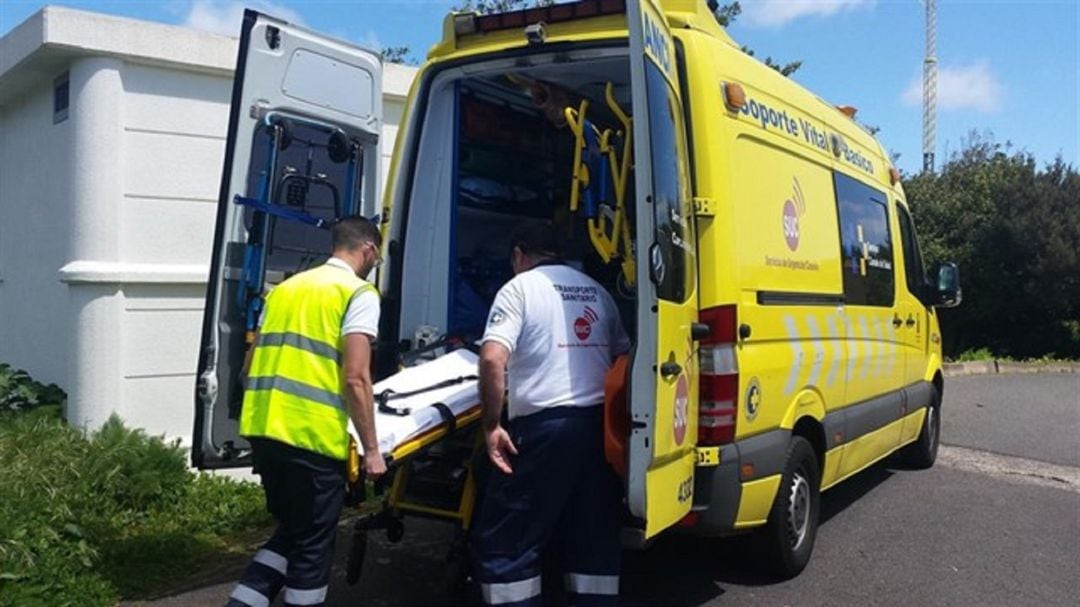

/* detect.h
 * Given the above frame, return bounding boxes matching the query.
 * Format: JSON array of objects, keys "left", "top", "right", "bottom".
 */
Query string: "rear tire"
[
  {"left": 900, "top": 386, "right": 941, "bottom": 469},
  {"left": 757, "top": 436, "right": 820, "bottom": 579}
]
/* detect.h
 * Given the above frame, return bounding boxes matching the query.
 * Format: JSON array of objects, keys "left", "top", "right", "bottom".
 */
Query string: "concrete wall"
[
  {"left": 0, "top": 11, "right": 417, "bottom": 445},
  {"left": 0, "top": 65, "right": 78, "bottom": 395}
]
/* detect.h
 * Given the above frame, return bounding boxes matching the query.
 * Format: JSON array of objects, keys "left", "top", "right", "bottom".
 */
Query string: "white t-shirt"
[
  {"left": 324, "top": 257, "right": 380, "bottom": 338},
  {"left": 261, "top": 257, "right": 380, "bottom": 338},
  {"left": 482, "top": 263, "right": 631, "bottom": 419}
]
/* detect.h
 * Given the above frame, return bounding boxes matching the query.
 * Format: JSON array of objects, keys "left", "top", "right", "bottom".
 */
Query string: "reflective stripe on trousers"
[
  {"left": 565, "top": 572, "right": 619, "bottom": 596},
  {"left": 229, "top": 584, "right": 270, "bottom": 607},
  {"left": 284, "top": 585, "right": 329, "bottom": 605},
  {"left": 481, "top": 575, "right": 543, "bottom": 605}
]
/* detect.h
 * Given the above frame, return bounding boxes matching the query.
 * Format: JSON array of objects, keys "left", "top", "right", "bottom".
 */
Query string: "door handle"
[
  {"left": 690, "top": 322, "right": 711, "bottom": 341},
  {"left": 660, "top": 361, "right": 682, "bottom": 378},
  {"left": 905, "top": 315, "right": 916, "bottom": 328},
  {"left": 892, "top": 315, "right": 903, "bottom": 328}
]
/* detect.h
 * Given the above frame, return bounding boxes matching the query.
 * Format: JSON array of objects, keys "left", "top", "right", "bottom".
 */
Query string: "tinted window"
[
  {"left": 896, "top": 203, "right": 928, "bottom": 299},
  {"left": 644, "top": 62, "right": 694, "bottom": 302},
  {"left": 834, "top": 173, "right": 894, "bottom": 306}
]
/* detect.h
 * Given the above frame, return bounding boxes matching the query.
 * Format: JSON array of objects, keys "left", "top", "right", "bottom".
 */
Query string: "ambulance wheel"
[
  {"left": 758, "top": 436, "right": 820, "bottom": 579},
  {"left": 346, "top": 528, "right": 368, "bottom": 586},
  {"left": 899, "top": 386, "right": 941, "bottom": 469}
]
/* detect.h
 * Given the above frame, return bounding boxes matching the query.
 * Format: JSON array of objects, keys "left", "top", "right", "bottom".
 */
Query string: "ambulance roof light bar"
[{"left": 455, "top": 0, "right": 627, "bottom": 37}]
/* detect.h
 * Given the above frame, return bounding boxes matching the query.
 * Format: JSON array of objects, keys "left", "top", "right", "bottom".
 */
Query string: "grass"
[
  {"left": 949, "top": 348, "right": 1079, "bottom": 364},
  {"left": 0, "top": 399, "right": 272, "bottom": 606}
]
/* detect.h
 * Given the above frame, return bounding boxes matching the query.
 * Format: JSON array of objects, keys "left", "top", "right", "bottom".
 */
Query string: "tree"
[
  {"left": 904, "top": 133, "right": 1080, "bottom": 359},
  {"left": 381, "top": 46, "right": 414, "bottom": 65},
  {"left": 454, "top": 0, "right": 553, "bottom": 11}
]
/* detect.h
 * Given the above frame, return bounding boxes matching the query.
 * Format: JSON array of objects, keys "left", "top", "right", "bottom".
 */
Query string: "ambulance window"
[
  {"left": 897, "top": 203, "right": 929, "bottom": 298},
  {"left": 644, "top": 62, "right": 694, "bottom": 302},
  {"left": 834, "top": 174, "right": 894, "bottom": 307}
]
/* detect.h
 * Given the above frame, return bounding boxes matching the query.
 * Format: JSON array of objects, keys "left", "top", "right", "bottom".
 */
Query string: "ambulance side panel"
[{"left": 678, "top": 23, "right": 937, "bottom": 533}]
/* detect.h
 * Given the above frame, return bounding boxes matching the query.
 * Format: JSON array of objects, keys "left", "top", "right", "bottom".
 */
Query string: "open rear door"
[
  {"left": 625, "top": 0, "right": 700, "bottom": 537},
  {"left": 193, "top": 10, "right": 382, "bottom": 468}
]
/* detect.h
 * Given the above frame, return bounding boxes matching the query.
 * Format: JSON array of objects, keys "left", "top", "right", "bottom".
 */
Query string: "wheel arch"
[{"left": 792, "top": 415, "right": 826, "bottom": 479}]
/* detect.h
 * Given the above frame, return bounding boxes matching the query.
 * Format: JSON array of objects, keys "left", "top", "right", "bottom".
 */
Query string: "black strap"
[
  {"left": 431, "top": 402, "right": 456, "bottom": 434},
  {"left": 376, "top": 375, "right": 479, "bottom": 417}
]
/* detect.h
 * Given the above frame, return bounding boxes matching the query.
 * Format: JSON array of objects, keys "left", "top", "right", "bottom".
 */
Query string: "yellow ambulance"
[{"left": 195, "top": 0, "right": 962, "bottom": 578}]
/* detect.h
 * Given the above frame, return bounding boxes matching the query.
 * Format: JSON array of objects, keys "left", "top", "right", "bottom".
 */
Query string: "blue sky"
[{"left": 1, "top": 0, "right": 1076, "bottom": 174}]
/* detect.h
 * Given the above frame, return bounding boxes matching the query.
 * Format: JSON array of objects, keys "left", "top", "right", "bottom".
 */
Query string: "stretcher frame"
[{"left": 345, "top": 403, "right": 485, "bottom": 592}]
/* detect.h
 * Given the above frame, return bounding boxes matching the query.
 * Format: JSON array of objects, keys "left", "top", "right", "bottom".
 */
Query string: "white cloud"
[
  {"left": 742, "top": 0, "right": 874, "bottom": 28},
  {"left": 183, "top": 1, "right": 306, "bottom": 37},
  {"left": 902, "top": 62, "right": 1004, "bottom": 113},
  {"left": 360, "top": 29, "right": 383, "bottom": 52}
]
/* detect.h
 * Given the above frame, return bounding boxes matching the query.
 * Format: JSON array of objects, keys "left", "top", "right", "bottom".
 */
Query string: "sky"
[{"left": 1, "top": 0, "right": 1077, "bottom": 175}]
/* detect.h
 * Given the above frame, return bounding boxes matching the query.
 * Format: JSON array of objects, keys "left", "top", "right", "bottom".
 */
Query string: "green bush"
[
  {"left": 0, "top": 380, "right": 270, "bottom": 606},
  {"left": 905, "top": 136, "right": 1080, "bottom": 359},
  {"left": 0, "top": 363, "right": 66, "bottom": 413},
  {"left": 952, "top": 347, "right": 996, "bottom": 362}
]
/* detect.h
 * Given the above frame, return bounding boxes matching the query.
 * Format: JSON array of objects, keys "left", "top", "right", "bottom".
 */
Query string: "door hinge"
[{"left": 693, "top": 197, "right": 716, "bottom": 217}]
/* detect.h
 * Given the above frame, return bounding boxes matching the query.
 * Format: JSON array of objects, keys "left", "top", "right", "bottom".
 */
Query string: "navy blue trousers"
[
  {"left": 226, "top": 438, "right": 344, "bottom": 607},
  {"left": 471, "top": 406, "right": 622, "bottom": 607}
]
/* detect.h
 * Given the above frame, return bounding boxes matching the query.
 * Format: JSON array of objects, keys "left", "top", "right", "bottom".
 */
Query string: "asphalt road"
[
  {"left": 134, "top": 373, "right": 1080, "bottom": 606},
  {"left": 941, "top": 373, "right": 1080, "bottom": 467}
]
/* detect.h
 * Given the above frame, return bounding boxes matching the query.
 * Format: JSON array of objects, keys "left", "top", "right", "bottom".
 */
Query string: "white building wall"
[
  {"left": 0, "top": 73, "right": 78, "bottom": 394},
  {"left": 0, "top": 8, "right": 417, "bottom": 445}
]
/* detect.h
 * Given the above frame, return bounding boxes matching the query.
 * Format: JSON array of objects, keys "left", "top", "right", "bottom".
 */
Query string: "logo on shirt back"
[{"left": 574, "top": 306, "right": 600, "bottom": 341}]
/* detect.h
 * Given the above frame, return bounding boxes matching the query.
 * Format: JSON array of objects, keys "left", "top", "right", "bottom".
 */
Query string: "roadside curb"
[{"left": 943, "top": 360, "right": 1080, "bottom": 377}]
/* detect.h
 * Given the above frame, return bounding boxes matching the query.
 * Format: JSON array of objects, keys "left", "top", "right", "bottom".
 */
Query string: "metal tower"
[{"left": 922, "top": 0, "right": 937, "bottom": 173}]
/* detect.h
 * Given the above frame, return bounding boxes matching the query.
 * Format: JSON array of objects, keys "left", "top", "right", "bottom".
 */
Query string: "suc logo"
[
  {"left": 783, "top": 177, "right": 806, "bottom": 251},
  {"left": 574, "top": 306, "right": 600, "bottom": 341}
]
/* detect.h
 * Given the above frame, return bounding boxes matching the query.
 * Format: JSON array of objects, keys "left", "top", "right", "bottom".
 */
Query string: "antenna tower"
[{"left": 922, "top": 0, "right": 937, "bottom": 172}]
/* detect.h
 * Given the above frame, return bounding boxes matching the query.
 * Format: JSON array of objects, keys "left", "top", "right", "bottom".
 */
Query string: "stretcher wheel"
[
  {"left": 445, "top": 529, "right": 477, "bottom": 603},
  {"left": 385, "top": 518, "right": 405, "bottom": 543},
  {"left": 346, "top": 527, "right": 368, "bottom": 586}
]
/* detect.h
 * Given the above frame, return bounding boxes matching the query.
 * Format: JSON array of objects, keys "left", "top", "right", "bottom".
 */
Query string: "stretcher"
[{"left": 343, "top": 349, "right": 485, "bottom": 594}]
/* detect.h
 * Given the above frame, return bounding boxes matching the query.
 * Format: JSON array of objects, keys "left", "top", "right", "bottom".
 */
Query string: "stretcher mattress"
[{"left": 348, "top": 349, "right": 480, "bottom": 455}]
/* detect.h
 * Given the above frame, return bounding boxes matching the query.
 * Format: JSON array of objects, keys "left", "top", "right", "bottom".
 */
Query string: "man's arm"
[
  {"left": 479, "top": 341, "right": 517, "bottom": 474},
  {"left": 479, "top": 341, "right": 510, "bottom": 431},
  {"left": 342, "top": 333, "right": 386, "bottom": 478}
]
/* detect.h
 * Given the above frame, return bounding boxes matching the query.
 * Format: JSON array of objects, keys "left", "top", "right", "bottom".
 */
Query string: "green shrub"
[
  {"left": 0, "top": 364, "right": 66, "bottom": 413},
  {"left": 0, "top": 378, "right": 270, "bottom": 606},
  {"left": 952, "top": 347, "right": 996, "bottom": 362}
]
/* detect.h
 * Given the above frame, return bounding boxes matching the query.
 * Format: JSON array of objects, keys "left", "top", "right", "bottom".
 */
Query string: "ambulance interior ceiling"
[{"left": 398, "top": 52, "right": 634, "bottom": 348}]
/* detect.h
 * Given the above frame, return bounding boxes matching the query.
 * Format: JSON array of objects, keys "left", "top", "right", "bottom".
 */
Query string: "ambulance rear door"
[
  {"left": 193, "top": 10, "right": 382, "bottom": 468},
  {"left": 625, "top": 0, "right": 700, "bottom": 538}
]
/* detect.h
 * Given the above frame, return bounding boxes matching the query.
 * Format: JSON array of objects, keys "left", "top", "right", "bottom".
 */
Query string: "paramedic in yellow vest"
[
  {"left": 226, "top": 216, "right": 386, "bottom": 607},
  {"left": 473, "top": 223, "right": 630, "bottom": 607}
]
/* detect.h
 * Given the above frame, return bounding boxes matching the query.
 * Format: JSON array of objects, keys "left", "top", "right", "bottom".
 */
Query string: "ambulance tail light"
[{"left": 698, "top": 305, "right": 738, "bottom": 446}]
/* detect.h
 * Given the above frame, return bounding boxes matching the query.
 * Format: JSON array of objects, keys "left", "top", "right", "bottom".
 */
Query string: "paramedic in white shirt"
[{"left": 473, "top": 223, "right": 630, "bottom": 607}]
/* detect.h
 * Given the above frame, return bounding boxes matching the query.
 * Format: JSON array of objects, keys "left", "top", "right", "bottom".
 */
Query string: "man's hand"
[
  {"left": 363, "top": 450, "right": 387, "bottom": 479},
  {"left": 485, "top": 425, "right": 518, "bottom": 475}
]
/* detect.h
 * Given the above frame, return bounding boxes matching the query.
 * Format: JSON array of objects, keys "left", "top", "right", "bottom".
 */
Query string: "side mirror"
[{"left": 932, "top": 262, "right": 962, "bottom": 308}]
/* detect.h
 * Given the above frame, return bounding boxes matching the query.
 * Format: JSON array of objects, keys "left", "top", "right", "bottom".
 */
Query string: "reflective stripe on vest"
[{"left": 239, "top": 263, "right": 378, "bottom": 460}]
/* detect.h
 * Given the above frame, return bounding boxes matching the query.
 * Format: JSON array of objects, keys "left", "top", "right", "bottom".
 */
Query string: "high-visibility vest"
[{"left": 240, "top": 262, "right": 378, "bottom": 460}]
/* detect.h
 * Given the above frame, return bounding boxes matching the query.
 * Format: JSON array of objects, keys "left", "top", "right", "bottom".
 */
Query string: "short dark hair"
[
  {"left": 331, "top": 216, "right": 381, "bottom": 252},
  {"left": 508, "top": 222, "right": 561, "bottom": 259}
]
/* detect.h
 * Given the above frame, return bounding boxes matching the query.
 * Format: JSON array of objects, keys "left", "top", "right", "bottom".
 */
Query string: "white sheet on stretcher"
[{"left": 348, "top": 349, "right": 480, "bottom": 455}]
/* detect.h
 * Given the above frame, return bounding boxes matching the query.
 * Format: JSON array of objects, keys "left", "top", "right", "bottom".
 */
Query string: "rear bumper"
[{"left": 689, "top": 430, "right": 791, "bottom": 535}]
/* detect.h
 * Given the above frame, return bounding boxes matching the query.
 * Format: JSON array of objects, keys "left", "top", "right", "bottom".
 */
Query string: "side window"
[
  {"left": 644, "top": 62, "right": 694, "bottom": 302},
  {"left": 896, "top": 203, "right": 928, "bottom": 299},
  {"left": 834, "top": 173, "right": 894, "bottom": 306}
]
